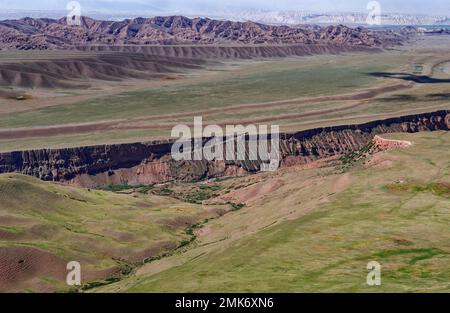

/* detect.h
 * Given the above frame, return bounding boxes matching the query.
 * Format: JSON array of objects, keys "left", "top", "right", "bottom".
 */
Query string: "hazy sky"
[{"left": 1, "top": 0, "right": 449, "bottom": 16}]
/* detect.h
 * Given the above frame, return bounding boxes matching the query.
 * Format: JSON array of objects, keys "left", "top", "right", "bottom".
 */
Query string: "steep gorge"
[{"left": 0, "top": 110, "right": 448, "bottom": 187}]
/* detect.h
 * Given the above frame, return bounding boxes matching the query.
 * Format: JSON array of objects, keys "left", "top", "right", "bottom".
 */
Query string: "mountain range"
[
  {"left": 2, "top": 9, "right": 450, "bottom": 26},
  {"left": 0, "top": 15, "right": 405, "bottom": 50}
]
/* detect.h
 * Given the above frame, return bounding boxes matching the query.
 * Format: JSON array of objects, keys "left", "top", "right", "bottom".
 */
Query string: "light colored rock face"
[
  {"left": 0, "top": 110, "right": 448, "bottom": 187},
  {"left": 372, "top": 135, "right": 412, "bottom": 150},
  {"left": 0, "top": 16, "right": 404, "bottom": 50}
]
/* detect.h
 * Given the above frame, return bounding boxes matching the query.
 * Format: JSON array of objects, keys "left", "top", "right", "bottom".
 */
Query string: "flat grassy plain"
[
  {"left": 0, "top": 55, "right": 393, "bottom": 129},
  {"left": 94, "top": 131, "right": 450, "bottom": 292},
  {"left": 1, "top": 37, "right": 450, "bottom": 152}
]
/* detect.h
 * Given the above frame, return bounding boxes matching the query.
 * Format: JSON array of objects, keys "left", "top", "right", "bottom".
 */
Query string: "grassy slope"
[
  {"left": 0, "top": 174, "right": 222, "bottom": 291},
  {"left": 97, "top": 131, "right": 450, "bottom": 292}
]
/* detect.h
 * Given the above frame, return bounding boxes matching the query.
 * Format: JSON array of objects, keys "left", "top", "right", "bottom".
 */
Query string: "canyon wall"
[{"left": 0, "top": 110, "right": 448, "bottom": 187}]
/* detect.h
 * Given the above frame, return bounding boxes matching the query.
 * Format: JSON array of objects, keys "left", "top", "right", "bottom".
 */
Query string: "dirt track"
[{"left": 0, "top": 83, "right": 413, "bottom": 141}]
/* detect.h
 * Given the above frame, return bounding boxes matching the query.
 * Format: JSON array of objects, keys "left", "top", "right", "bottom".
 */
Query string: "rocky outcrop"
[
  {"left": 0, "top": 110, "right": 448, "bottom": 187},
  {"left": 372, "top": 135, "right": 412, "bottom": 150},
  {"left": 0, "top": 16, "right": 404, "bottom": 50}
]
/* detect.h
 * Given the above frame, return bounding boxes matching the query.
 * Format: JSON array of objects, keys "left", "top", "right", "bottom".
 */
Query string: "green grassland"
[
  {"left": 0, "top": 53, "right": 399, "bottom": 129},
  {"left": 95, "top": 131, "right": 450, "bottom": 292},
  {"left": 0, "top": 131, "right": 449, "bottom": 292},
  {"left": 0, "top": 174, "right": 230, "bottom": 291}
]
